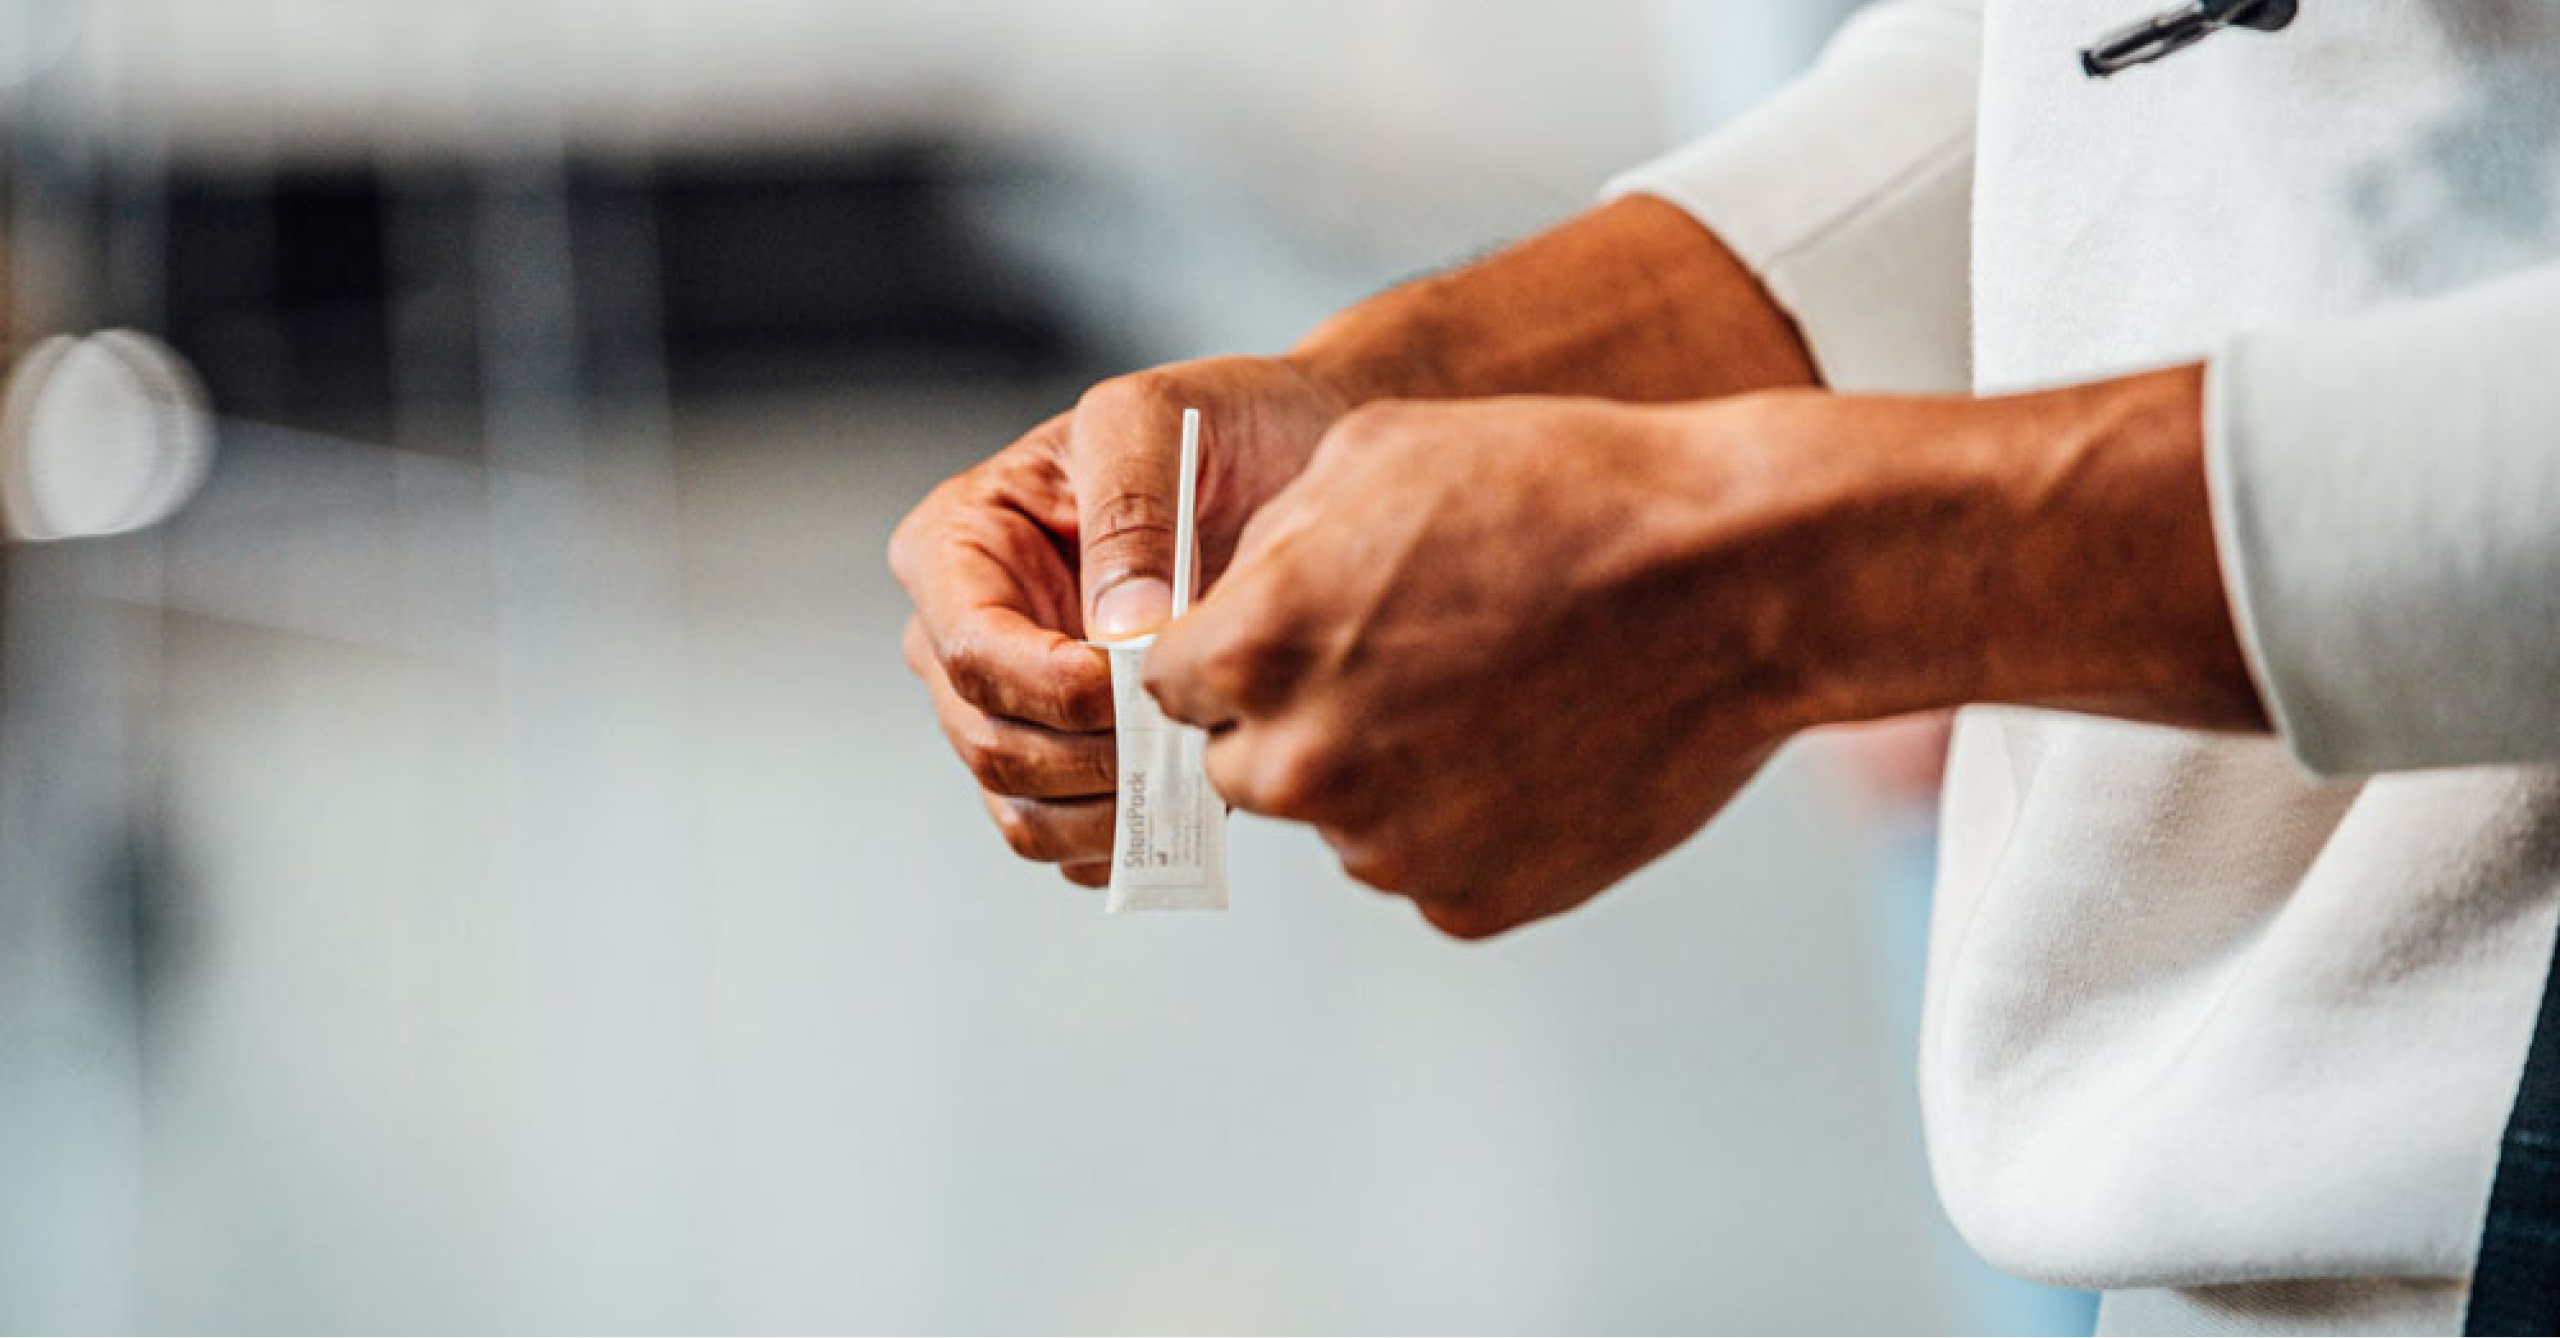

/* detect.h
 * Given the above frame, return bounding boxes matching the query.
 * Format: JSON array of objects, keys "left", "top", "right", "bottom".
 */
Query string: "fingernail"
[{"left": 1091, "top": 577, "right": 1172, "bottom": 641}]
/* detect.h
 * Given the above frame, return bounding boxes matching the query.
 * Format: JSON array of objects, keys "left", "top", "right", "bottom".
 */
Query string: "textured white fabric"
[
  {"left": 1611, "top": 1, "right": 2560, "bottom": 1328},
  {"left": 1603, "top": 0, "right": 1979, "bottom": 395},
  {"left": 2211, "top": 267, "right": 2560, "bottom": 774},
  {"left": 2098, "top": 1278, "right": 2469, "bottom": 1337}
]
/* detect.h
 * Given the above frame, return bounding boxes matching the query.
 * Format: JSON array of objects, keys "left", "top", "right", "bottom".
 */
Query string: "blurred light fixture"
[{"left": 0, "top": 331, "right": 215, "bottom": 541}]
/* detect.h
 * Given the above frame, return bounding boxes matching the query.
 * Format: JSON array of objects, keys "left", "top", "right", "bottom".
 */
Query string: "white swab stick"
[{"left": 1171, "top": 407, "right": 1201, "bottom": 618}]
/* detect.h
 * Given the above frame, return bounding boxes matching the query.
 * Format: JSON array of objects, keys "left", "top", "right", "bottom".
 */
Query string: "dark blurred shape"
[
  {"left": 162, "top": 166, "right": 394, "bottom": 439},
  {"left": 152, "top": 144, "right": 1090, "bottom": 442},
  {"left": 97, "top": 799, "right": 196, "bottom": 1049},
  {"left": 652, "top": 147, "right": 1083, "bottom": 391}
]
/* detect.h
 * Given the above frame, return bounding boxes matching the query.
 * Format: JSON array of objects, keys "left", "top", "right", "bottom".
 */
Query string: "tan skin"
[{"left": 889, "top": 197, "right": 2265, "bottom": 930}]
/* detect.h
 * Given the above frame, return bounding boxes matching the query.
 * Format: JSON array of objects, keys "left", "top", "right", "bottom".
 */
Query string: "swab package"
[
  {"left": 1103, "top": 633, "right": 1226, "bottom": 912},
  {"left": 1101, "top": 406, "right": 1228, "bottom": 913}
]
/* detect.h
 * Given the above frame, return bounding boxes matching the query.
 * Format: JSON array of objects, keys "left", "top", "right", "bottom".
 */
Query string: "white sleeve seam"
[{"left": 1752, "top": 127, "right": 1975, "bottom": 275}]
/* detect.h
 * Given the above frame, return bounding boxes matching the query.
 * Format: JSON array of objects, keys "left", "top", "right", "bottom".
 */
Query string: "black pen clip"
[{"left": 2081, "top": 0, "right": 2298, "bottom": 77}]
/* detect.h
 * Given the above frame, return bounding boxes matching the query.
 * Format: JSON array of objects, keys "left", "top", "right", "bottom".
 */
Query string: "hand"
[
  {"left": 1144, "top": 370, "right": 2258, "bottom": 939},
  {"left": 1143, "top": 395, "right": 1809, "bottom": 937},
  {"left": 890, "top": 197, "right": 1823, "bottom": 893},
  {"left": 889, "top": 356, "right": 1352, "bottom": 885}
]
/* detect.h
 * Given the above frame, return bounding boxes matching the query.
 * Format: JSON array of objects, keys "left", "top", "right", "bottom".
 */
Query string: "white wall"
[
  {"left": 85, "top": 384, "right": 1958, "bottom": 1332},
  {"left": 0, "top": 4, "right": 1986, "bottom": 1331}
]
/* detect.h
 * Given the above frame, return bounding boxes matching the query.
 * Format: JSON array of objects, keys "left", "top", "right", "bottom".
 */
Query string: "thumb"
[
  {"left": 1069, "top": 385, "right": 1197, "bottom": 641},
  {"left": 1091, "top": 572, "right": 1171, "bottom": 643}
]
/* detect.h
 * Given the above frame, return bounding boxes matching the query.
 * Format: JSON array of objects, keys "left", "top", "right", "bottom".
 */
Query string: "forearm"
[
  {"left": 1728, "top": 365, "right": 2268, "bottom": 735},
  {"left": 1287, "top": 196, "right": 1819, "bottom": 408},
  {"left": 1966, "top": 366, "right": 2266, "bottom": 730}
]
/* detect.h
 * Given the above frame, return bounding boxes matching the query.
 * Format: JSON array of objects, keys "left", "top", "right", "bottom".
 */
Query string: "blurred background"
[{"left": 0, "top": 1, "right": 2090, "bottom": 1331}]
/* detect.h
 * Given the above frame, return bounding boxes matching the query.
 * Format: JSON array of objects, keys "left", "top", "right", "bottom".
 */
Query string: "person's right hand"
[{"left": 888, "top": 355, "right": 1354, "bottom": 887}]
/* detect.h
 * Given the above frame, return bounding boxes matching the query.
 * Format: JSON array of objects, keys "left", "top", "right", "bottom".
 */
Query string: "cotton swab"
[{"left": 1170, "top": 407, "right": 1201, "bottom": 618}]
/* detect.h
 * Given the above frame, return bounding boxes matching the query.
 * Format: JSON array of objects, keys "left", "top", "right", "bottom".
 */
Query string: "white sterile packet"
[
  {"left": 1099, "top": 405, "right": 1227, "bottom": 913},
  {"left": 1102, "top": 632, "right": 1227, "bottom": 912}
]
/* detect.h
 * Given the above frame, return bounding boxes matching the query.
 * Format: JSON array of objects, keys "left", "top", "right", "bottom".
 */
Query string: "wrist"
[
  {"left": 1287, "top": 196, "right": 1818, "bottom": 410},
  {"left": 1760, "top": 366, "right": 2262, "bottom": 732},
  {"left": 1284, "top": 280, "right": 1462, "bottom": 408},
  {"left": 1973, "top": 363, "right": 2264, "bottom": 728},
  {"left": 1673, "top": 388, "right": 2011, "bottom": 731}
]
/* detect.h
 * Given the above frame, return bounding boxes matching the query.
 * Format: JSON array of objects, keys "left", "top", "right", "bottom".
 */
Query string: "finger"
[
  {"left": 1198, "top": 721, "right": 1343, "bottom": 824},
  {"left": 1321, "top": 829, "right": 1418, "bottom": 896},
  {"left": 928, "top": 605, "right": 1115, "bottom": 733},
  {"left": 1067, "top": 378, "right": 1199, "bottom": 640},
  {"left": 1201, "top": 724, "right": 1259, "bottom": 811},
  {"left": 980, "top": 790, "right": 1116, "bottom": 866},
  {"left": 1139, "top": 546, "right": 1261, "bottom": 730},
  {"left": 889, "top": 435, "right": 1113, "bottom": 732},
  {"left": 1059, "top": 861, "right": 1110, "bottom": 890},
  {"left": 1144, "top": 549, "right": 1315, "bottom": 730},
  {"left": 1142, "top": 628, "right": 1244, "bottom": 733},
  {"left": 907, "top": 620, "right": 1116, "bottom": 799}
]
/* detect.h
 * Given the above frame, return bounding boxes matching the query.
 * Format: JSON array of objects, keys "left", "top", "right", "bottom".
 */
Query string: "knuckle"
[
  {"left": 1145, "top": 631, "right": 1231, "bottom": 720},
  {"left": 1051, "top": 665, "right": 1114, "bottom": 732},
  {"left": 886, "top": 480, "right": 962, "bottom": 589},
  {"left": 885, "top": 507, "right": 927, "bottom": 588},
  {"left": 900, "top": 619, "right": 932, "bottom": 678},
  {"left": 1077, "top": 369, "right": 1172, "bottom": 424},
  {"left": 1137, "top": 653, "right": 1182, "bottom": 713},
  {"left": 1175, "top": 638, "right": 1254, "bottom": 715},
  {"left": 1257, "top": 734, "right": 1344, "bottom": 818},
  {"left": 936, "top": 631, "right": 1000, "bottom": 711},
  {"left": 990, "top": 799, "right": 1053, "bottom": 861},
  {"left": 1216, "top": 633, "right": 1312, "bottom": 716},
  {"left": 956, "top": 727, "right": 1019, "bottom": 794},
  {"left": 1082, "top": 489, "right": 1174, "bottom": 561},
  {"left": 1198, "top": 633, "right": 1258, "bottom": 690},
  {"left": 1067, "top": 733, "right": 1115, "bottom": 788},
  {"left": 943, "top": 620, "right": 1108, "bottom": 730},
  {"left": 1324, "top": 400, "right": 1416, "bottom": 454},
  {"left": 1419, "top": 899, "right": 1509, "bottom": 943},
  {"left": 1335, "top": 839, "right": 1414, "bottom": 893}
]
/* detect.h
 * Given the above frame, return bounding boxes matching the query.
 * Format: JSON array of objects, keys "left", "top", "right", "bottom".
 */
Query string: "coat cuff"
[{"left": 2207, "top": 264, "right": 2560, "bottom": 775}]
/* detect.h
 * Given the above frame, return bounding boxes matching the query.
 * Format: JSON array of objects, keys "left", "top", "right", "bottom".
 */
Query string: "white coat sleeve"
[
  {"left": 1603, "top": 0, "right": 1983, "bottom": 393},
  {"left": 2208, "top": 262, "right": 2560, "bottom": 774}
]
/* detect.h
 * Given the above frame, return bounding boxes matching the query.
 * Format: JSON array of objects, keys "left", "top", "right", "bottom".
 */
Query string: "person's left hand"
[{"left": 1142, "top": 394, "right": 1836, "bottom": 939}]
